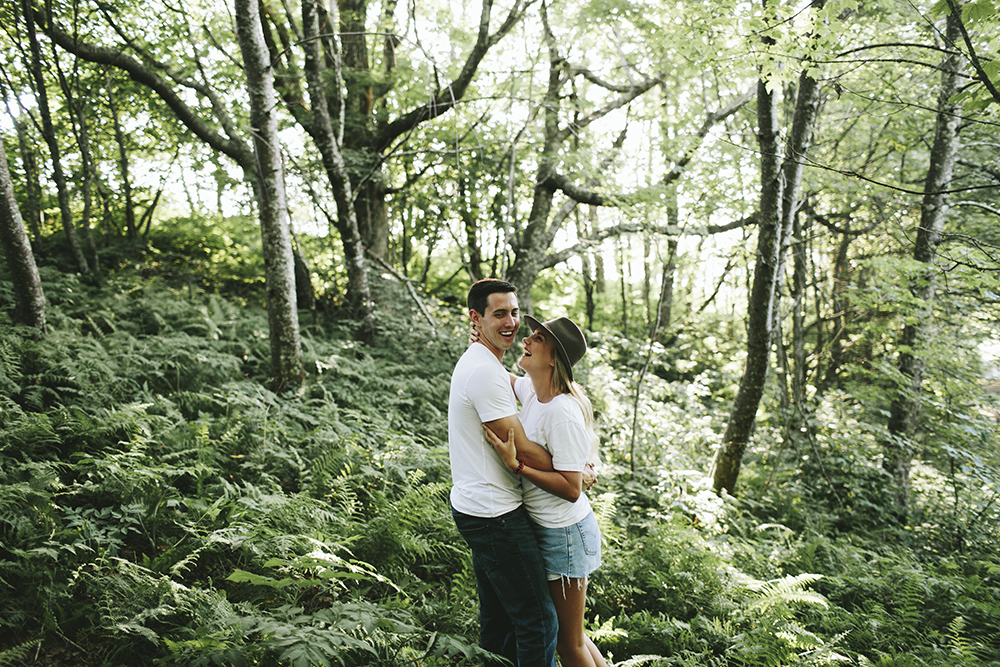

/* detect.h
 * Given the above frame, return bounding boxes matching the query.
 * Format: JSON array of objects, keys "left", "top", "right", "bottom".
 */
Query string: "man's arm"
[
  {"left": 483, "top": 427, "right": 581, "bottom": 502},
  {"left": 483, "top": 414, "right": 554, "bottom": 472}
]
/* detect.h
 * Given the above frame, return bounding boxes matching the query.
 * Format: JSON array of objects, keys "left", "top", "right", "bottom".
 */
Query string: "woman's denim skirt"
[{"left": 532, "top": 510, "right": 602, "bottom": 581}]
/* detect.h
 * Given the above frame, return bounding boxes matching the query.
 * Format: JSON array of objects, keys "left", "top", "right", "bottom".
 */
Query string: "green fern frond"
[
  {"left": 0, "top": 639, "right": 41, "bottom": 667},
  {"left": 746, "top": 573, "right": 828, "bottom": 610}
]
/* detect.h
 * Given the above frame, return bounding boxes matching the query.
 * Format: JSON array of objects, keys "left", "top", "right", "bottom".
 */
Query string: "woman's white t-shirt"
[{"left": 514, "top": 376, "right": 593, "bottom": 528}]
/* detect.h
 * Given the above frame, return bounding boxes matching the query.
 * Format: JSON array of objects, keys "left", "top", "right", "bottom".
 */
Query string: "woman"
[{"left": 481, "top": 315, "right": 607, "bottom": 667}]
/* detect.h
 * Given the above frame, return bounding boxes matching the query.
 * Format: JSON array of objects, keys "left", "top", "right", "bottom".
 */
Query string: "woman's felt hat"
[{"left": 523, "top": 315, "right": 587, "bottom": 381}]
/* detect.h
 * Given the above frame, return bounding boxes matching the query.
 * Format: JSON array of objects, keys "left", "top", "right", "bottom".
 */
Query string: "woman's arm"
[{"left": 484, "top": 427, "right": 582, "bottom": 503}]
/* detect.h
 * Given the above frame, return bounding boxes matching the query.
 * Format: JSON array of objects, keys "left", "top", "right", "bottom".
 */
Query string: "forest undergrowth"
[{"left": 1, "top": 257, "right": 999, "bottom": 666}]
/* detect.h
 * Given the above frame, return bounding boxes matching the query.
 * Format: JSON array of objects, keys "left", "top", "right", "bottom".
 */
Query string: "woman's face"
[{"left": 518, "top": 328, "right": 555, "bottom": 374}]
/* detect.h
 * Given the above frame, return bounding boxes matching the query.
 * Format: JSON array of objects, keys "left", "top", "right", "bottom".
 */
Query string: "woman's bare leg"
[
  {"left": 548, "top": 578, "right": 607, "bottom": 667},
  {"left": 584, "top": 636, "right": 607, "bottom": 667}
]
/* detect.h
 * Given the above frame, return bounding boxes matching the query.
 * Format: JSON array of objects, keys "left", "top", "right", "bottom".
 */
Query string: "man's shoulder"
[{"left": 454, "top": 343, "right": 500, "bottom": 372}]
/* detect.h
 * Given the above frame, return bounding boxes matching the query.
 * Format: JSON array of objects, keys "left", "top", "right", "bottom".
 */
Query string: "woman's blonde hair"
[{"left": 552, "top": 354, "right": 601, "bottom": 465}]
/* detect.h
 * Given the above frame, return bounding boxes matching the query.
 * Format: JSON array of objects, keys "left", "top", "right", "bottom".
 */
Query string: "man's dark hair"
[{"left": 467, "top": 278, "right": 517, "bottom": 315}]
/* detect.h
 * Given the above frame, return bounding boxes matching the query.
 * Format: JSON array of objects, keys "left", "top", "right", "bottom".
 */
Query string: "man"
[{"left": 449, "top": 278, "right": 559, "bottom": 667}]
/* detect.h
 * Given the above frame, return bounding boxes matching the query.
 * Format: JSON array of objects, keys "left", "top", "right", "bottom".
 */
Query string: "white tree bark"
[{"left": 234, "top": 0, "right": 304, "bottom": 391}]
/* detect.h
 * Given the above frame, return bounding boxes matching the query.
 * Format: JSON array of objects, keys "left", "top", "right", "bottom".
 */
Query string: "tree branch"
[
  {"left": 540, "top": 214, "right": 756, "bottom": 269},
  {"left": 957, "top": 158, "right": 1000, "bottom": 183},
  {"left": 953, "top": 200, "right": 1000, "bottom": 217},
  {"left": 944, "top": 0, "right": 1000, "bottom": 106},
  {"left": 40, "top": 18, "right": 255, "bottom": 170},
  {"left": 664, "top": 86, "right": 755, "bottom": 186},
  {"left": 373, "top": 0, "right": 538, "bottom": 151},
  {"left": 555, "top": 72, "right": 662, "bottom": 144}
]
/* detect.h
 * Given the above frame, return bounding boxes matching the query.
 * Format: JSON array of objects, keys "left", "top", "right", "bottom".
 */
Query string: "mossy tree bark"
[
  {"left": 0, "top": 138, "right": 47, "bottom": 334},
  {"left": 712, "top": 23, "right": 823, "bottom": 495},
  {"left": 301, "top": 0, "right": 376, "bottom": 343},
  {"left": 883, "top": 10, "right": 964, "bottom": 522},
  {"left": 21, "top": 0, "right": 90, "bottom": 275}
]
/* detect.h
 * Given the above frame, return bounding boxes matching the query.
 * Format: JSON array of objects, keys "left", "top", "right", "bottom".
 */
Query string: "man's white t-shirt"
[
  {"left": 449, "top": 343, "right": 522, "bottom": 517},
  {"left": 514, "top": 376, "right": 593, "bottom": 528}
]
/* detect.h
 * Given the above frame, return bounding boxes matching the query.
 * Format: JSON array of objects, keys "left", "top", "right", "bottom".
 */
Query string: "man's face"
[{"left": 472, "top": 292, "right": 520, "bottom": 358}]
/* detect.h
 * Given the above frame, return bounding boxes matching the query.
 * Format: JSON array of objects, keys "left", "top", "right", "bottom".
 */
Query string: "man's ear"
[{"left": 469, "top": 309, "right": 481, "bottom": 327}]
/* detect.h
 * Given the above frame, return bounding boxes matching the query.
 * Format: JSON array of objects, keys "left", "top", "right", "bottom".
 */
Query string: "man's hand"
[{"left": 483, "top": 426, "right": 519, "bottom": 471}]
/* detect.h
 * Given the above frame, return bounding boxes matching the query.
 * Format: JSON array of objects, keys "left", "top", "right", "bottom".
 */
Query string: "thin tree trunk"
[
  {"left": 234, "top": 0, "right": 305, "bottom": 391},
  {"left": 107, "top": 77, "right": 137, "bottom": 241},
  {"left": 575, "top": 206, "right": 597, "bottom": 330},
  {"left": 460, "top": 169, "right": 483, "bottom": 281},
  {"left": 301, "top": 0, "right": 376, "bottom": 342},
  {"left": 73, "top": 99, "right": 100, "bottom": 271},
  {"left": 22, "top": 0, "right": 89, "bottom": 274},
  {"left": 782, "top": 68, "right": 823, "bottom": 424},
  {"left": 790, "top": 206, "right": 808, "bottom": 412},
  {"left": 13, "top": 117, "right": 43, "bottom": 256},
  {"left": 654, "top": 186, "right": 680, "bottom": 342},
  {"left": 655, "top": 239, "right": 678, "bottom": 342},
  {"left": 819, "top": 230, "right": 853, "bottom": 394},
  {"left": 643, "top": 235, "right": 652, "bottom": 324},
  {"left": 52, "top": 45, "right": 100, "bottom": 270},
  {"left": 712, "top": 17, "right": 824, "bottom": 494},
  {"left": 883, "top": 11, "right": 964, "bottom": 521},
  {"left": 618, "top": 238, "right": 629, "bottom": 337},
  {"left": 711, "top": 77, "right": 783, "bottom": 495},
  {"left": 0, "top": 138, "right": 46, "bottom": 334}
]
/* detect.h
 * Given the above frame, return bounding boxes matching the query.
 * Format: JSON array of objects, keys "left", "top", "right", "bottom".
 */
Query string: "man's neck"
[{"left": 476, "top": 340, "right": 506, "bottom": 362}]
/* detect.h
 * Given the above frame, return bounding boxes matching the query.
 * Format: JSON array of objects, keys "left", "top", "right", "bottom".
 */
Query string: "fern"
[
  {"left": 0, "top": 640, "right": 40, "bottom": 667},
  {"left": 745, "top": 573, "right": 829, "bottom": 611}
]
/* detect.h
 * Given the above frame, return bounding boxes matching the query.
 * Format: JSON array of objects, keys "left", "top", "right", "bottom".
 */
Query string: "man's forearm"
[{"left": 483, "top": 416, "right": 554, "bottom": 471}]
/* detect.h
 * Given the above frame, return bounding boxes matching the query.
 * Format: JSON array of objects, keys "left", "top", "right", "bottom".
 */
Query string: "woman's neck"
[{"left": 527, "top": 368, "right": 558, "bottom": 403}]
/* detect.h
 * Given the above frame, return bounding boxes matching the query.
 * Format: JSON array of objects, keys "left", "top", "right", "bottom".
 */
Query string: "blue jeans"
[{"left": 452, "top": 505, "right": 558, "bottom": 667}]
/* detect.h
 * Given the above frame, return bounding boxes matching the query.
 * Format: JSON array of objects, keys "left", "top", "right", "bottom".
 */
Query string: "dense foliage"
[{"left": 1, "top": 234, "right": 998, "bottom": 666}]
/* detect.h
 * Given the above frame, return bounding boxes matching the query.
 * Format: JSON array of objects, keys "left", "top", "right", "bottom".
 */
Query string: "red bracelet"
[{"left": 514, "top": 460, "right": 525, "bottom": 475}]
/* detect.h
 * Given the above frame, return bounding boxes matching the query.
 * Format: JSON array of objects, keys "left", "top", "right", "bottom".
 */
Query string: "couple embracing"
[{"left": 448, "top": 278, "right": 607, "bottom": 667}]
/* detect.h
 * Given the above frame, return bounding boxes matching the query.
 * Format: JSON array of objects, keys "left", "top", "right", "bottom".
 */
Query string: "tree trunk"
[
  {"left": 0, "top": 138, "right": 46, "bottom": 334},
  {"left": 818, "top": 230, "right": 853, "bottom": 394},
  {"left": 13, "top": 118, "right": 43, "bottom": 256},
  {"left": 883, "top": 11, "right": 964, "bottom": 521},
  {"left": 107, "top": 78, "right": 137, "bottom": 241},
  {"left": 335, "top": 0, "right": 389, "bottom": 259},
  {"left": 52, "top": 46, "right": 100, "bottom": 270},
  {"left": 234, "top": 0, "right": 305, "bottom": 391},
  {"left": 712, "top": 19, "right": 823, "bottom": 494},
  {"left": 643, "top": 236, "right": 652, "bottom": 323},
  {"left": 22, "top": 0, "right": 89, "bottom": 274},
  {"left": 74, "top": 100, "right": 101, "bottom": 271},
  {"left": 711, "top": 77, "right": 783, "bottom": 495},
  {"left": 618, "top": 239, "right": 630, "bottom": 336},
  {"left": 654, "top": 186, "right": 680, "bottom": 342},
  {"left": 781, "top": 68, "right": 822, "bottom": 424},
  {"left": 460, "top": 170, "right": 484, "bottom": 281},
  {"left": 289, "top": 224, "right": 316, "bottom": 311},
  {"left": 655, "top": 239, "right": 678, "bottom": 342},
  {"left": 302, "top": 0, "right": 376, "bottom": 342},
  {"left": 790, "top": 206, "right": 808, "bottom": 413},
  {"left": 576, "top": 206, "right": 597, "bottom": 330}
]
